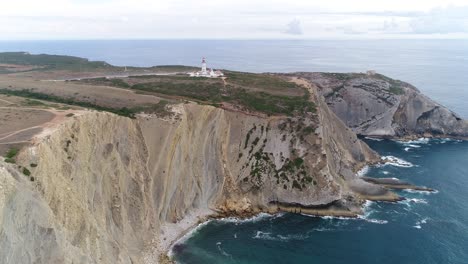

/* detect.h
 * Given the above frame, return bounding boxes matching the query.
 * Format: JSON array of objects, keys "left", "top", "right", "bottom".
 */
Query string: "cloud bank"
[{"left": 1, "top": 0, "right": 468, "bottom": 39}]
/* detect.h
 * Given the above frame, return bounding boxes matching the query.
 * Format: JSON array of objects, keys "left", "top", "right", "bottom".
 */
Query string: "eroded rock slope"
[
  {"left": 0, "top": 86, "right": 381, "bottom": 263},
  {"left": 296, "top": 72, "right": 468, "bottom": 138}
]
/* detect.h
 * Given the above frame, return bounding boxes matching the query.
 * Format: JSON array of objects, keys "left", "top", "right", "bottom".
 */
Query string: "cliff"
[
  {"left": 295, "top": 72, "right": 468, "bottom": 139},
  {"left": 0, "top": 86, "right": 383, "bottom": 263}
]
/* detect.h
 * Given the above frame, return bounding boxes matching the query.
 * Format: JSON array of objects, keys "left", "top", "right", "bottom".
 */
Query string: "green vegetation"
[
  {"left": 148, "top": 65, "right": 198, "bottom": 72},
  {"left": 0, "top": 52, "right": 114, "bottom": 71},
  {"left": 321, "top": 72, "right": 358, "bottom": 82},
  {"left": 293, "top": 157, "right": 304, "bottom": 168},
  {"left": 75, "top": 77, "right": 130, "bottom": 88},
  {"left": 224, "top": 71, "right": 303, "bottom": 94},
  {"left": 30, "top": 163, "right": 38, "bottom": 167},
  {"left": 75, "top": 71, "right": 315, "bottom": 116},
  {"left": 375, "top": 74, "right": 405, "bottom": 95},
  {"left": 301, "top": 125, "right": 315, "bottom": 135},
  {"left": 0, "top": 88, "right": 139, "bottom": 118},
  {"left": 6, "top": 148, "right": 18, "bottom": 159},
  {"left": 22, "top": 167, "right": 31, "bottom": 176},
  {"left": 292, "top": 180, "right": 302, "bottom": 190},
  {"left": 132, "top": 81, "right": 222, "bottom": 102},
  {"left": 4, "top": 148, "right": 19, "bottom": 164},
  {"left": 23, "top": 99, "right": 46, "bottom": 106},
  {"left": 142, "top": 100, "right": 172, "bottom": 117},
  {"left": 244, "top": 126, "right": 256, "bottom": 149},
  {"left": 65, "top": 113, "right": 75, "bottom": 117},
  {"left": 0, "top": 88, "right": 175, "bottom": 119},
  {"left": 389, "top": 85, "right": 405, "bottom": 95},
  {"left": 224, "top": 88, "right": 315, "bottom": 116},
  {"left": 321, "top": 72, "right": 406, "bottom": 96},
  {"left": 4, "top": 158, "right": 15, "bottom": 163}
]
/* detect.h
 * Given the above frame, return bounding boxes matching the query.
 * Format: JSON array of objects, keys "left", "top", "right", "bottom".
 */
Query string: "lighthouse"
[
  {"left": 201, "top": 57, "right": 207, "bottom": 74},
  {"left": 188, "top": 57, "right": 223, "bottom": 78}
]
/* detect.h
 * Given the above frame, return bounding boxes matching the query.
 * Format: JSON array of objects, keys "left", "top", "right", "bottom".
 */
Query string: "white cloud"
[
  {"left": 409, "top": 5, "right": 468, "bottom": 34},
  {"left": 284, "top": 18, "right": 303, "bottom": 35},
  {"left": 1, "top": 0, "right": 468, "bottom": 39}
]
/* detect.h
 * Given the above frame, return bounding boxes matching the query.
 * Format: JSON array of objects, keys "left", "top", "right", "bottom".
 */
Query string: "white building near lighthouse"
[{"left": 189, "top": 57, "right": 224, "bottom": 78}]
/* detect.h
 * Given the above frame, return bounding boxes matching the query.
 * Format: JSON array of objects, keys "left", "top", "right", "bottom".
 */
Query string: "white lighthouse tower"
[
  {"left": 189, "top": 57, "right": 223, "bottom": 78},
  {"left": 201, "top": 57, "right": 207, "bottom": 75}
]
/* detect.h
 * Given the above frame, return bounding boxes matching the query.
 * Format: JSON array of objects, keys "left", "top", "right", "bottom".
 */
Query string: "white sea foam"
[
  {"left": 253, "top": 231, "right": 285, "bottom": 241},
  {"left": 413, "top": 218, "right": 429, "bottom": 229},
  {"left": 357, "top": 200, "right": 389, "bottom": 224},
  {"left": 365, "top": 218, "right": 388, "bottom": 224},
  {"left": 419, "top": 218, "right": 428, "bottom": 224},
  {"left": 357, "top": 166, "right": 370, "bottom": 176},
  {"left": 400, "top": 198, "right": 428, "bottom": 207},
  {"left": 365, "top": 137, "right": 384, "bottom": 141},
  {"left": 169, "top": 212, "right": 278, "bottom": 257},
  {"left": 403, "top": 189, "right": 438, "bottom": 195},
  {"left": 168, "top": 220, "right": 213, "bottom": 257},
  {"left": 404, "top": 147, "right": 410, "bottom": 152},
  {"left": 395, "top": 137, "right": 430, "bottom": 146},
  {"left": 253, "top": 231, "right": 272, "bottom": 239},
  {"left": 216, "top": 242, "right": 232, "bottom": 257},
  {"left": 277, "top": 234, "right": 310, "bottom": 241},
  {"left": 380, "top": 156, "right": 414, "bottom": 168},
  {"left": 300, "top": 201, "right": 387, "bottom": 226},
  {"left": 313, "top": 227, "right": 332, "bottom": 232},
  {"left": 406, "top": 138, "right": 430, "bottom": 144},
  {"left": 382, "top": 171, "right": 390, "bottom": 175},
  {"left": 218, "top": 212, "right": 275, "bottom": 223},
  {"left": 319, "top": 215, "right": 352, "bottom": 220}
]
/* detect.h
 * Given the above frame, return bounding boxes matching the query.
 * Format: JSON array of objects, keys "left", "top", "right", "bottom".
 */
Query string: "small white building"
[
  {"left": 189, "top": 57, "right": 224, "bottom": 78},
  {"left": 366, "top": 70, "right": 376, "bottom": 76}
]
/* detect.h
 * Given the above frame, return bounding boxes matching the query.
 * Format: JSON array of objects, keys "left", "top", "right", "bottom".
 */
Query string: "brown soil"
[{"left": 0, "top": 75, "right": 163, "bottom": 109}]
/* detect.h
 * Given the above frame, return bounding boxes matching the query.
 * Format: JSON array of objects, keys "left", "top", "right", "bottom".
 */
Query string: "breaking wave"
[
  {"left": 216, "top": 242, "right": 232, "bottom": 257},
  {"left": 403, "top": 189, "right": 438, "bottom": 195},
  {"left": 400, "top": 198, "right": 428, "bottom": 207},
  {"left": 380, "top": 156, "right": 414, "bottom": 168},
  {"left": 365, "top": 137, "right": 384, "bottom": 141},
  {"left": 357, "top": 166, "right": 370, "bottom": 176},
  {"left": 218, "top": 212, "right": 277, "bottom": 224},
  {"left": 395, "top": 138, "right": 430, "bottom": 145},
  {"left": 413, "top": 218, "right": 429, "bottom": 229},
  {"left": 252, "top": 231, "right": 301, "bottom": 242}
]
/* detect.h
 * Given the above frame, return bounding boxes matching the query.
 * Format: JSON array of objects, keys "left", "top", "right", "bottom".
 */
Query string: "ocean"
[
  {"left": 1, "top": 39, "right": 467, "bottom": 263},
  {"left": 172, "top": 138, "right": 468, "bottom": 264},
  {"left": 0, "top": 39, "right": 467, "bottom": 118}
]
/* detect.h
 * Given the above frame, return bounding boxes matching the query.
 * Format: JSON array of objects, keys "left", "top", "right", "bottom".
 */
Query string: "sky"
[{"left": 1, "top": 0, "right": 468, "bottom": 39}]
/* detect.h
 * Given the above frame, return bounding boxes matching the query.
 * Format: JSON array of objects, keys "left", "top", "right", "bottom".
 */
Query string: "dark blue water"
[
  {"left": 1, "top": 40, "right": 467, "bottom": 263},
  {"left": 0, "top": 40, "right": 467, "bottom": 118},
  {"left": 173, "top": 138, "right": 468, "bottom": 264}
]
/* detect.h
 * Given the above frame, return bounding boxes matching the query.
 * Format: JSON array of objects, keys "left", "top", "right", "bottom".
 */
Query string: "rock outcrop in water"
[
  {"left": 295, "top": 72, "right": 468, "bottom": 139},
  {"left": 0, "top": 86, "right": 385, "bottom": 263}
]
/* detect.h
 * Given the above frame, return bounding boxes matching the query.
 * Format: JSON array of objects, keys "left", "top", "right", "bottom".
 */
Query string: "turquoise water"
[
  {"left": 1, "top": 40, "right": 467, "bottom": 263},
  {"left": 173, "top": 138, "right": 468, "bottom": 264}
]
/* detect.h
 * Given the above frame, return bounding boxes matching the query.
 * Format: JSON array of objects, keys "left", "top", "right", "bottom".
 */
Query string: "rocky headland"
[
  {"left": 293, "top": 72, "right": 468, "bottom": 139},
  {"left": 0, "top": 53, "right": 465, "bottom": 263}
]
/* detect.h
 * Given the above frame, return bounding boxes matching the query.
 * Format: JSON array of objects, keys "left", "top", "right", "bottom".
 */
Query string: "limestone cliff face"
[
  {"left": 0, "top": 93, "right": 377, "bottom": 263},
  {"left": 297, "top": 72, "right": 468, "bottom": 138}
]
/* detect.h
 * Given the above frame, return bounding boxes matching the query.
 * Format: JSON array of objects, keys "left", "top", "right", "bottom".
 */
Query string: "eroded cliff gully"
[{"left": 0, "top": 89, "right": 385, "bottom": 263}]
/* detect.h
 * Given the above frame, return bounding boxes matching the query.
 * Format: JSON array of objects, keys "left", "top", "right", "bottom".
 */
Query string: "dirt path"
[
  {"left": 0, "top": 98, "right": 14, "bottom": 105},
  {"left": 0, "top": 105, "right": 87, "bottom": 147}
]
